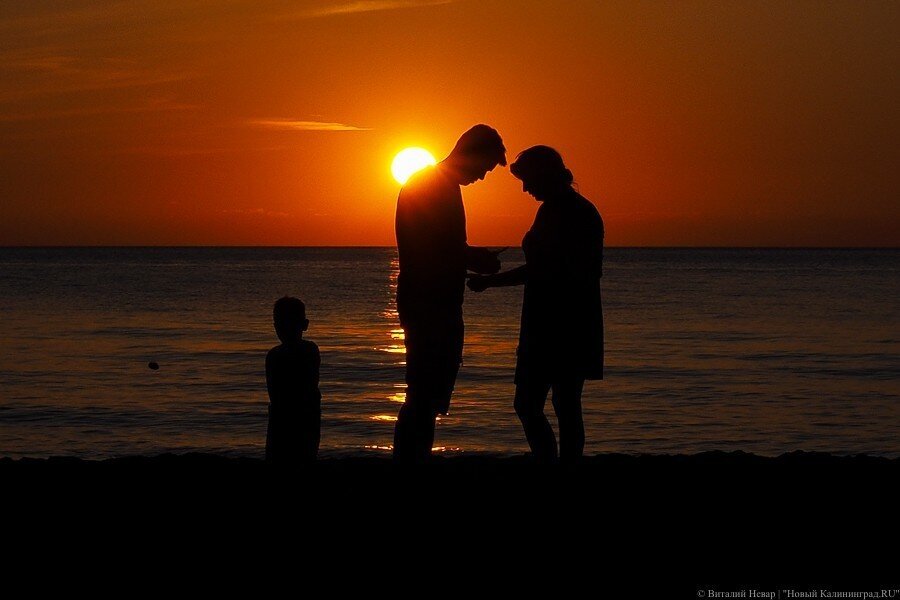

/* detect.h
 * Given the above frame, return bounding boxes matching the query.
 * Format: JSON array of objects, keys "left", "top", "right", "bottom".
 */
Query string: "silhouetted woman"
[{"left": 468, "top": 146, "right": 603, "bottom": 462}]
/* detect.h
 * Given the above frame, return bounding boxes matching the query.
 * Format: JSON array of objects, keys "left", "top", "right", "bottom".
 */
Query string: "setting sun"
[{"left": 391, "top": 147, "right": 436, "bottom": 185}]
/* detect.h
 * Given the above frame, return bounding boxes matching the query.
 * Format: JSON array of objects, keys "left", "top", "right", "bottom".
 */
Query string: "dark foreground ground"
[
  {"left": 5, "top": 449, "right": 896, "bottom": 490},
  {"left": 3, "top": 452, "right": 896, "bottom": 587}
]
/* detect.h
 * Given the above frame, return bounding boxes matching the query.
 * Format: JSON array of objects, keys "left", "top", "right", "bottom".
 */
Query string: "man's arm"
[{"left": 465, "top": 245, "right": 502, "bottom": 274}]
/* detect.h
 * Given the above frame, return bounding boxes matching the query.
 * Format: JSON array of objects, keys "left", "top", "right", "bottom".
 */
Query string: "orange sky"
[{"left": 1, "top": 1, "right": 897, "bottom": 246}]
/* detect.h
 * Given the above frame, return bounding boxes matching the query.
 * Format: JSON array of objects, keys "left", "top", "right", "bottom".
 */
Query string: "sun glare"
[{"left": 391, "top": 147, "right": 436, "bottom": 185}]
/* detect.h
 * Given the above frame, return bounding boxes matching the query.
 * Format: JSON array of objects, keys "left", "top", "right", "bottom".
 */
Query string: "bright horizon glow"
[{"left": 391, "top": 147, "right": 437, "bottom": 185}]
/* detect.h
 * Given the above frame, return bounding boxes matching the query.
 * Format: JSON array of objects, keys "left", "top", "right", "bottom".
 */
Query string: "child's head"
[{"left": 273, "top": 296, "right": 308, "bottom": 343}]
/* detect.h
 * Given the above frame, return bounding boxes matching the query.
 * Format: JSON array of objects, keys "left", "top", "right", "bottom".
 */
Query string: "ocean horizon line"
[{"left": 2, "top": 245, "right": 898, "bottom": 250}]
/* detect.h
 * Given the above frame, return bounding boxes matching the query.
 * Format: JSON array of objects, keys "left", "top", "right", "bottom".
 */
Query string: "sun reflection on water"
[
  {"left": 369, "top": 414, "right": 398, "bottom": 422},
  {"left": 380, "top": 346, "right": 406, "bottom": 354},
  {"left": 381, "top": 257, "right": 400, "bottom": 320},
  {"left": 381, "top": 257, "right": 408, "bottom": 409},
  {"left": 376, "top": 328, "right": 405, "bottom": 354},
  {"left": 363, "top": 445, "right": 461, "bottom": 453}
]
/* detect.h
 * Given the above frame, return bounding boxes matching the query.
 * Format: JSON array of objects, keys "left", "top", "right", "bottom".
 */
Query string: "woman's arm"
[{"left": 467, "top": 265, "right": 527, "bottom": 292}]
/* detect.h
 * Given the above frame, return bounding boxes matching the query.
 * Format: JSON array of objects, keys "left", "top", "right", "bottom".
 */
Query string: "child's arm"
[
  {"left": 312, "top": 344, "right": 321, "bottom": 389},
  {"left": 310, "top": 343, "right": 323, "bottom": 401},
  {"left": 265, "top": 349, "right": 277, "bottom": 402}
]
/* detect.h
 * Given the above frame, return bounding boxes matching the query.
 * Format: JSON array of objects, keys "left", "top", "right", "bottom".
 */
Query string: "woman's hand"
[
  {"left": 466, "top": 274, "right": 492, "bottom": 293},
  {"left": 468, "top": 265, "right": 527, "bottom": 290}
]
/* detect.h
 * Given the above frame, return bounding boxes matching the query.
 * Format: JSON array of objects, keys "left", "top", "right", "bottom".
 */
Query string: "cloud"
[
  {"left": 7, "top": 54, "right": 76, "bottom": 72},
  {"left": 0, "top": 3, "right": 148, "bottom": 35},
  {"left": 0, "top": 51, "right": 192, "bottom": 102},
  {"left": 248, "top": 119, "right": 371, "bottom": 131},
  {"left": 0, "top": 97, "right": 197, "bottom": 122},
  {"left": 283, "top": 0, "right": 454, "bottom": 19},
  {"left": 122, "top": 143, "right": 298, "bottom": 156}
]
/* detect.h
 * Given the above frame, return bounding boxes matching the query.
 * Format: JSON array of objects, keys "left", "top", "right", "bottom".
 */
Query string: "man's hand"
[
  {"left": 466, "top": 247, "right": 502, "bottom": 274},
  {"left": 466, "top": 274, "right": 491, "bottom": 293}
]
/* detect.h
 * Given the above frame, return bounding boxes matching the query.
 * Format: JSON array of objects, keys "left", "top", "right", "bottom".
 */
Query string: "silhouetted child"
[{"left": 265, "top": 297, "right": 321, "bottom": 463}]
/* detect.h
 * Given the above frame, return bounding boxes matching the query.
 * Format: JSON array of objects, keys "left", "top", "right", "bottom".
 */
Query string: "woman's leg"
[
  {"left": 551, "top": 377, "right": 585, "bottom": 463},
  {"left": 514, "top": 380, "right": 557, "bottom": 462}
]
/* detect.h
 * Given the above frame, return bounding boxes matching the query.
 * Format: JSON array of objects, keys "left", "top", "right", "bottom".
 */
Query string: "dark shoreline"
[
  {"left": 5, "top": 449, "right": 898, "bottom": 485},
  {"left": 6, "top": 450, "right": 895, "bottom": 529},
  {"left": 0, "top": 450, "right": 900, "bottom": 468},
  {"left": 4, "top": 450, "right": 896, "bottom": 490},
  {"left": 8, "top": 450, "right": 895, "bottom": 514},
  {"left": 4, "top": 451, "right": 895, "bottom": 580},
  {"left": 4, "top": 449, "right": 898, "bottom": 469}
]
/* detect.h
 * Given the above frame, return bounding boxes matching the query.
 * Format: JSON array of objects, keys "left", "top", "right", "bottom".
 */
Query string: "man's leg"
[
  {"left": 393, "top": 324, "right": 435, "bottom": 462},
  {"left": 415, "top": 401, "right": 438, "bottom": 460},
  {"left": 393, "top": 395, "right": 434, "bottom": 463},
  {"left": 393, "top": 316, "right": 462, "bottom": 462}
]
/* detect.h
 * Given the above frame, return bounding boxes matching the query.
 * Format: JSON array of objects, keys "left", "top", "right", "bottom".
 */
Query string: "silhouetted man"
[{"left": 393, "top": 124, "right": 507, "bottom": 462}]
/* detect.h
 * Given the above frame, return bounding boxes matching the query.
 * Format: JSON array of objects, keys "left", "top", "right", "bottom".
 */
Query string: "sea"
[{"left": 0, "top": 247, "right": 897, "bottom": 459}]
